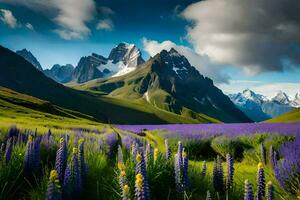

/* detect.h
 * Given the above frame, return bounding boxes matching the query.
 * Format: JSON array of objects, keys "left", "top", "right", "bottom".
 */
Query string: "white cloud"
[
  {"left": 25, "top": 22, "right": 34, "bottom": 30},
  {"left": 1, "top": 0, "right": 96, "bottom": 40},
  {"left": 142, "top": 38, "right": 230, "bottom": 83},
  {"left": 96, "top": 19, "right": 113, "bottom": 31},
  {"left": 0, "top": 9, "right": 17, "bottom": 28},
  {"left": 182, "top": 0, "right": 300, "bottom": 75},
  {"left": 217, "top": 80, "right": 300, "bottom": 99}
]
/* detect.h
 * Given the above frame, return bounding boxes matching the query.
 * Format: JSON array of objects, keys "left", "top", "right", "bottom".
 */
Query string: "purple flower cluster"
[
  {"left": 226, "top": 153, "right": 234, "bottom": 190},
  {"left": 213, "top": 156, "right": 224, "bottom": 193},
  {"left": 24, "top": 135, "right": 41, "bottom": 174},
  {"left": 63, "top": 148, "right": 81, "bottom": 199},
  {"left": 267, "top": 181, "right": 274, "bottom": 200},
  {"left": 274, "top": 136, "right": 300, "bottom": 195},
  {"left": 45, "top": 170, "right": 62, "bottom": 200},
  {"left": 135, "top": 153, "right": 150, "bottom": 200},
  {"left": 4, "top": 137, "right": 13, "bottom": 163},
  {"left": 244, "top": 180, "right": 254, "bottom": 200},
  {"left": 174, "top": 142, "right": 189, "bottom": 199},
  {"left": 55, "top": 137, "right": 68, "bottom": 183},
  {"left": 117, "top": 123, "right": 300, "bottom": 139},
  {"left": 256, "top": 163, "right": 265, "bottom": 200}
]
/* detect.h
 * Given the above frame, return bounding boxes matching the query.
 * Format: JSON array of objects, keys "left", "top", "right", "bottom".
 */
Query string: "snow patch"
[{"left": 143, "top": 91, "right": 150, "bottom": 103}]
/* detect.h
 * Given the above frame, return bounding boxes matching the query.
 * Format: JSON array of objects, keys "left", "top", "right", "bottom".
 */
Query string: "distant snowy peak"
[
  {"left": 108, "top": 42, "right": 145, "bottom": 69},
  {"left": 229, "top": 89, "right": 267, "bottom": 106},
  {"left": 291, "top": 92, "right": 300, "bottom": 107},
  {"left": 272, "top": 91, "right": 290, "bottom": 105}
]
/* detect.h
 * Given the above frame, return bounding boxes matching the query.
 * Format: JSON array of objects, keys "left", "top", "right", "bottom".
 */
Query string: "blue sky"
[{"left": 0, "top": 0, "right": 300, "bottom": 97}]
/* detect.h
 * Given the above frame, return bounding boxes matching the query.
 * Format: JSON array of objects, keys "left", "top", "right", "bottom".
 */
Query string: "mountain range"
[
  {"left": 16, "top": 42, "right": 144, "bottom": 84},
  {"left": 229, "top": 89, "right": 299, "bottom": 122},
  {"left": 0, "top": 44, "right": 252, "bottom": 124}
]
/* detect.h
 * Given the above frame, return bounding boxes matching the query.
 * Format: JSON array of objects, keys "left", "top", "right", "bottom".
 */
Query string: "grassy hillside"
[
  {"left": 267, "top": 107, "right": 300, "bottom": 122},
  {"left": 0, "top": 45, "right": 218, "bottom": 124},
  {"left": 0, "top": 86, "right": 107, "bottom": 132}
]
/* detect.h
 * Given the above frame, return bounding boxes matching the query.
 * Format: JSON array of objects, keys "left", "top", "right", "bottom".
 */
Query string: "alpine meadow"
[{"left": 0, "top": 0, "right": 300, "bottom": 200}]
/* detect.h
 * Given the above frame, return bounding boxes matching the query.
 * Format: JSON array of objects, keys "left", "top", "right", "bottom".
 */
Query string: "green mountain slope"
[
  {"left": 0, "top": 86, "right": 105, "bottom": 130},
  {"left": 77, "top": 49, "right": 251, "bottom": 123},
  {"left": 0, "top": 45, "right": 216, "bottom": 124},
  {"left": 267, "top": 108, "right": 300, "bottom": 122}
]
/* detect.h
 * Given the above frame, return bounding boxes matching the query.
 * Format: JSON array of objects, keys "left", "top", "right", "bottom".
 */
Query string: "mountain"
[
  {"left": 44, "top": 64, "right": 74, "bottom": 83},
  {"left": 16, "top": 49, "right": 43, "bottom": 71},
  {"left": 77, "top": 48, "right": 251, "bottom": 123},
  {"left": 72, "top": 42, "right": 144, "bottom": 83},
  {"left": 0, "top": 45, "right": 216, "bottom": 124},
  {"left": 228, "top": 89, "right": 270, "bottom": 122},
  {"left": 291, "top": 93, "right": 300, "bottom": 107},
  {"left": 229, "top": 89, "right": 295, "bottom": 121}
]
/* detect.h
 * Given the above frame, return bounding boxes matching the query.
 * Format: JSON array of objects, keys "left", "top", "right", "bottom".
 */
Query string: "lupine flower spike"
[
  {"left": 182, "top": 151, "right": 189, "bottom": 190},
  {"left": 226, "top": 153, "right": 234, "bottom": 190},
  {"left": 5, "top": 137, "right": 13, "bottom": 163},
  {"left": 122, "top": 184, "right": 131, "bottom": 200},
  {"left": 135, "top": 173, "right": 144, "bottom": 200},
  {"left": 64, "top": 147, "right": 81, "bottom": 199},
  {"left": 119, "top": 170, "right": 127, "bottom": 191},
  {"left": 260, "top": 143, "right": 266, "bottom": 165},
  {"left": 165, "top": 139, "right": 171, "bottom": 160},
  {"left": 45, "top": 170, "right": 62, "bottom": 200},
  {"left": 213, "top": 156, "right": 224, "bottom": 192},
  {"left": 266, "top": 181, "right": 274, "bottom": 200},
  {"left": 135, "top": 154, "right": 150, "bottom": 200},
  {"left": 55, "top": 137, "right": 68, "bottom": 183},
  {"left": 244, "top": 180, "right": 254, "bottom": 200},
  {"left": 256, "top": 163, "right": 265, "bottom": 200}
]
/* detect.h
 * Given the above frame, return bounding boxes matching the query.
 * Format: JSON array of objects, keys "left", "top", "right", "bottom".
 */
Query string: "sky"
[{"left": 0, "top": 0, "right": 300, "bottom": 98}]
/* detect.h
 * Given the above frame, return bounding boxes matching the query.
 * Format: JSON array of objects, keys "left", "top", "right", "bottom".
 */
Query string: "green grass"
[{"left": 267, "top": 108, "right": 300, "bottom": 122}]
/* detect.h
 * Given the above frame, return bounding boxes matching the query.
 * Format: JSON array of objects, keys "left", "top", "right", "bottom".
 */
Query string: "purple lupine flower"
[
  {"left": 55, "top": 137, "right": 68, "bottom": 183},
  {"left": 213, "top": 156, "right": 224, "bottom": 192},
  {"left": 8, "top": 125, "right": 19, "bottom": 139},
  {"left": 135, "top": 173, "right": 144, "bottom": 200},
  {"left": 5, "top": 137, "right": 13, "bottom": 163},
  {"left": 45, "top": 170, "right": 62, "bottom": 200},
  {"left": 274, "top": 137, "right": 300, "bottom": 195},
  {"left": 201, "top": 161, "right": 207, "bottom": 177},
  {"left": 244, "top": 180, "right": 254, "bottom": 200},
  {"left": 256, "top": 163, "right": 265, "bottom": 200},
  {"left": 226, "top": 153, "right": 234, "bottom": 190},
  {"left": 106, "top": 133, "right": 117, "bottom": 157},
  {"left": 165, "top": 139, "right": 171, "bottom": 160},
  {"left": 260, "top": 143, "right": 266, "bottom": 165},
  {"left": 131, "top": 143, "right": 138, "bottom": 162},
  {"left": 269, "top": 146, "right": 276, "bottom": 168},
  {"left": 136, "top": 154, "right": 150, "bottom": 200},
  {"left": 174, "top": 141, "right": 186, "bottom": 199},
  {"left": 78, "top": 139, "right": 87, "bottom": 180},
  {"left": 33, "top": 136, "right": 41, "bottom": 171},
  {"left": 24, "top": 135, "right": 34, "bottom": 174},
  {"left": 206, "top": 190, "right": 211, "bottom": 200},
  {"left": 266, "top": 181, "right": 274, "bottom": 200},
  {"left": 182, "top": 151, "right": 189, "bottom": 190},
  {"left": 117, "top": 145, "right": 124, "bottom": 168},
  {"left": 63, "top": 148, "right": 81, "bottom": 199}
]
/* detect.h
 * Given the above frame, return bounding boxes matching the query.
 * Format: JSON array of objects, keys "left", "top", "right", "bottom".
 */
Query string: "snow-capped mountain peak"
[
  {"left": 291, "top": 92, "right": 300, "bottom": 107},
  {"left": 272, "top": 91, "right": 290, "bottom": 104}
]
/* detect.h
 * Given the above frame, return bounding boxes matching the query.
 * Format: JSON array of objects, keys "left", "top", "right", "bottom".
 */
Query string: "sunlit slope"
[{"left": 267, "top": 108, "right": 300, "bottom": 122}]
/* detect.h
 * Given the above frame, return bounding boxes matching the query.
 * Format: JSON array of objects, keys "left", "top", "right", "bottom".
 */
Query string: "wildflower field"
[{"left": 0, "top": 123, "right": 299, "bottom": 200}]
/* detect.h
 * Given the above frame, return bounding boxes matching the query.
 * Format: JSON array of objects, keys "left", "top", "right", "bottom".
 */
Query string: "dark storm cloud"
[{"left": 182, "top": 0, "right": 300, "bottom": 74}]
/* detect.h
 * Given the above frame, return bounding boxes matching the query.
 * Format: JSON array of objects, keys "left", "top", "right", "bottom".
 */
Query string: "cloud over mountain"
[
  {"left": 142, "top": 38, "right": 230, "bottom": 83},
  {"left": 0, "top": 9, "right": 17, "bottom": 28},
  {"left": 182, "top": 0, "right": 300, "bottom": 75}
]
